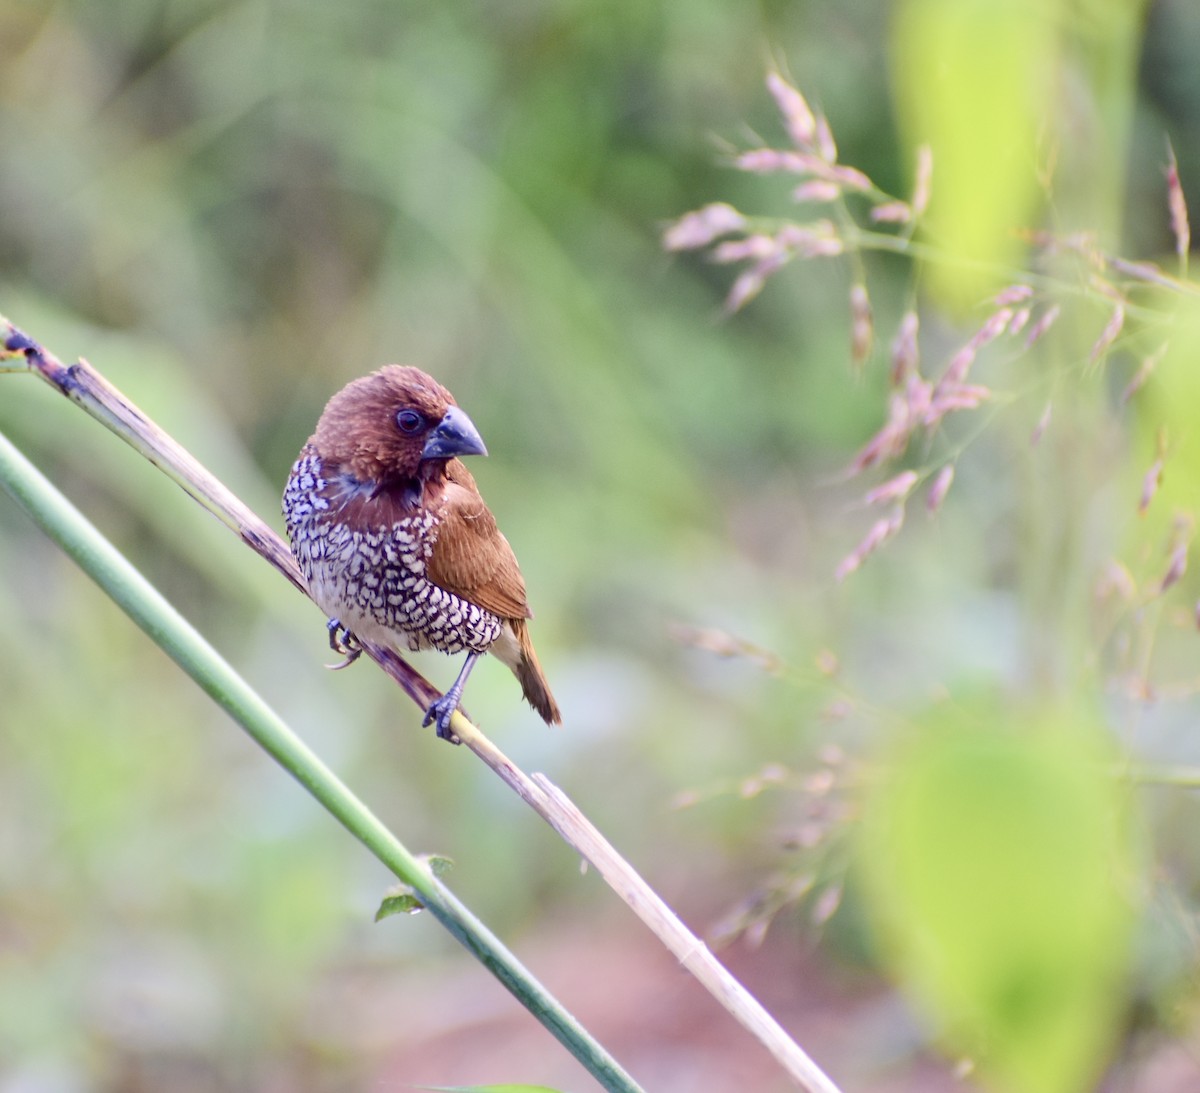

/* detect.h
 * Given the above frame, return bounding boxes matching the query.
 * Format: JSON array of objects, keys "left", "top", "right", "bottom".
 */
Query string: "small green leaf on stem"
[
  {"left": 375, "top": 855, "right": 455, "bottom": 920},
  {"left": 376, "top": 887, "right": 426, "bottom": 920},
  {"left": 425, "top": 853, "right": 456, "bottom": 877}
]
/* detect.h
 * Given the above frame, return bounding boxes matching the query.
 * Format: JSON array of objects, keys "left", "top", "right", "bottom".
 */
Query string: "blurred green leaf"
[
  {"left": 859, "top": 693, "right": 1140, "bottom": 1093},
  {"left": 892, "top": 0, "right": 1063, "bottom": 309}
]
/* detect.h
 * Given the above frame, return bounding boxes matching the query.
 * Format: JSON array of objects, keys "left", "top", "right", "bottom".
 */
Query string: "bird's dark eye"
[{"left": 395, "top": 409, "right": 426, "bottom": 434}]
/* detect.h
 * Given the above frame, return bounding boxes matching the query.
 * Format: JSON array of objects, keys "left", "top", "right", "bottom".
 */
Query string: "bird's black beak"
[{"left": 421, "top": 405, "right": 489, "bottom": 461}]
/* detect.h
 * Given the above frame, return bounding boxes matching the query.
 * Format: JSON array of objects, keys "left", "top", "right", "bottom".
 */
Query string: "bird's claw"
[
  {"left": 421, "top": 652, "right": 479, "bottom": 743},
  {"left": 422, "top": 695, "right": 462, "bottom": 744},
  {"left": 325, "top": 619, "right": 362, "bottom": 670}
]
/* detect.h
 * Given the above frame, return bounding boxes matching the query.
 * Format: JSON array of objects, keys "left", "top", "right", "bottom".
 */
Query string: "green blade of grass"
[{"left": 0, "top": 426, "right": 644, "bottom": 1093}]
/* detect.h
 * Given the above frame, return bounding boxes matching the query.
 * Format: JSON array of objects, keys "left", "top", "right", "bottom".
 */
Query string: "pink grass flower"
[
  {"left": 712, "top": 234, "right": 779, "bottom": 263},
  {"left": 1096, "top": 560, "right": 1137, "bottom": 603},
  {"left": 973, "top": 308, "right": 1014, "bottom": 350},
  {"left": 849, "top": 283, "right": 873, "bottom": 366},
  {"left": 1120, "top": 343, "right": 1168, "bottom": 404},
  {"left": 1090, "top": 302, "right": 1126, "bottom": 363},
  {"left": 777, "top": 220, "right": 843, "bottom": 257},
  {"left": 663, "top": 203, "right": 747, "bottom": 251},
  {"left": 926, "top": 465, "right": 955, "bottom": 513},
  {"left": 1161, "top": 542, "right": 1189, "bottom": 594},
  {"left": 1159, "top": 517, "right": 1194, "bottom": 594},
  {"left": 933, "top": 310, "right": 1009, "bottom": 394},
  {"left": 1139, "top": 458, "right": 1163, "bottom": 516},
  {"left": 850, "top": 417, "right": 909, "bottom": 473},
  {"left": 805, "top": 237, "right": 844, "bottom": 258},
  {"left": 792, "top": 180, "right": 841, "bottom": 204},
  {"left": 828, "top": 164, "right": 871, "bottom": 192},
  {"left": 1106, "top": 256, "right": 1171, "bottom": 287},
  {"left": 911, "top": 145, "right": 933, "bottom": 219},
  {"left": 864, "top": 469, "right": 918, "bottom": 505},
  {"left": 848, "top": 370, "right": 987, "bottom": 473},
  {"left": 1166, "top": 141, "right": 1191, "bottom": 270},
  {"left": 938, "top": 343, "right": 977, "bottom": 389},
  {"left": 724, "top": 268, "right": 767, "bottom": 314},
  {"left": 925, "top": 382, "right": 990, "bottom": 422},
  {"left": 766, "top": 71, "right": 817, "bottom": 149},
  {"left": 814, "top": 114, "right": 838, "bottom": 163},
  {"left": 871, "top": 201, "right": 912, "bottom": 224},
  {"left": 1025, "top": 303, "right": 1061, "bottom": 348},
  {"left": 1007, "top": 307, "right": 1031, "bottom": 336},
  {"left": 1030, "top": 402, "right": 1052, "bottom": 446},
  {"left": 724, "top": 254, "right": 786, "bottom": 314},
  {"left": 850, "top": 376, "right": 927, "bottom": 472},
  {"left": 735, "top": 148, "right": 812, "bottom": 174},
  {"left": 993, "top": 284, "right": 1034, "bottom": 307},
  {"left": 811, "top": 883, "right": 843, "bottom": 927},
  {"left": 836, "top": 506, "right": 905, "bottom": 581},
  {"left": 890, "top": 310, "right": 920, "bottom": 385}
]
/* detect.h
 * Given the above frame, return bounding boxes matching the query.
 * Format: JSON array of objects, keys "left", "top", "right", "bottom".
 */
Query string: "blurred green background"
[{"left": 3, "top": 1, "right": 1200, "bottom": 1091}]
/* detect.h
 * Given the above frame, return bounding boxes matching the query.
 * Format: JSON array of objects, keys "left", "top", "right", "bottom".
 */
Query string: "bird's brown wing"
[{"left": 425, "top": 462, "right": 533, "bottom": 621}]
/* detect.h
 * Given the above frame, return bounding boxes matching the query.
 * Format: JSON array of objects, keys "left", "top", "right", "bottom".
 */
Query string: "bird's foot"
[
  {"left": 422, "top": 694, "right": 463, "bottom": 743},
  {"left": 421, "top": 653, "right": 479, "bottom": 744},
  {"left": 325, "top": 618, "right": 363, "bottom": 670}
]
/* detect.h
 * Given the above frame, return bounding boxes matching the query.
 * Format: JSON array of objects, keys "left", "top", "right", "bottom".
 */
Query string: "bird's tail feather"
[{"left": 509, "top": 619, "right": 561, "bottom": 725}]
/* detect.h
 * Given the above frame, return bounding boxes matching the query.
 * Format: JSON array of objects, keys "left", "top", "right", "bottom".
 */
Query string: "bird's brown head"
[{"left": 311, "top": 365, "right": 487, "bottom": 485}]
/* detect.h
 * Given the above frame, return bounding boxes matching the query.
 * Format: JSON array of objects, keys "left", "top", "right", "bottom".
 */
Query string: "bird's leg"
[
  {"left": 325, "top": 618, "right": 362, "bottom": 670},
  {"left": 423, "top": 652, "right": 480, "bottom": 742}
]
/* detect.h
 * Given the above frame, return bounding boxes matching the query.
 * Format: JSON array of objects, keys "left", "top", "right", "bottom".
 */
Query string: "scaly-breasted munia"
[{"left": 282, "top": 366, "right": 560, "bottom": 739}]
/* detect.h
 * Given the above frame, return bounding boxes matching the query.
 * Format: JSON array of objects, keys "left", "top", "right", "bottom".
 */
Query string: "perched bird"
[{"left": 283, "top": 366, "right": 560, "bottom": 739}]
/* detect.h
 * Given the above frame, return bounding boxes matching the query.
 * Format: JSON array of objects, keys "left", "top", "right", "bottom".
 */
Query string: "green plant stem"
[{"left": 0, "top": 427, "right": 645, "bottom": 1093}]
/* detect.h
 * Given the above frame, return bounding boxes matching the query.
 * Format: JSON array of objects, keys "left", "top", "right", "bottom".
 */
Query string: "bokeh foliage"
[
  {"left": 861, "top": 697, "right": 1138, "bottom": 1093},
  {"left": 3, "top": 0, "right": 1200, "bottom": 1090}
]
